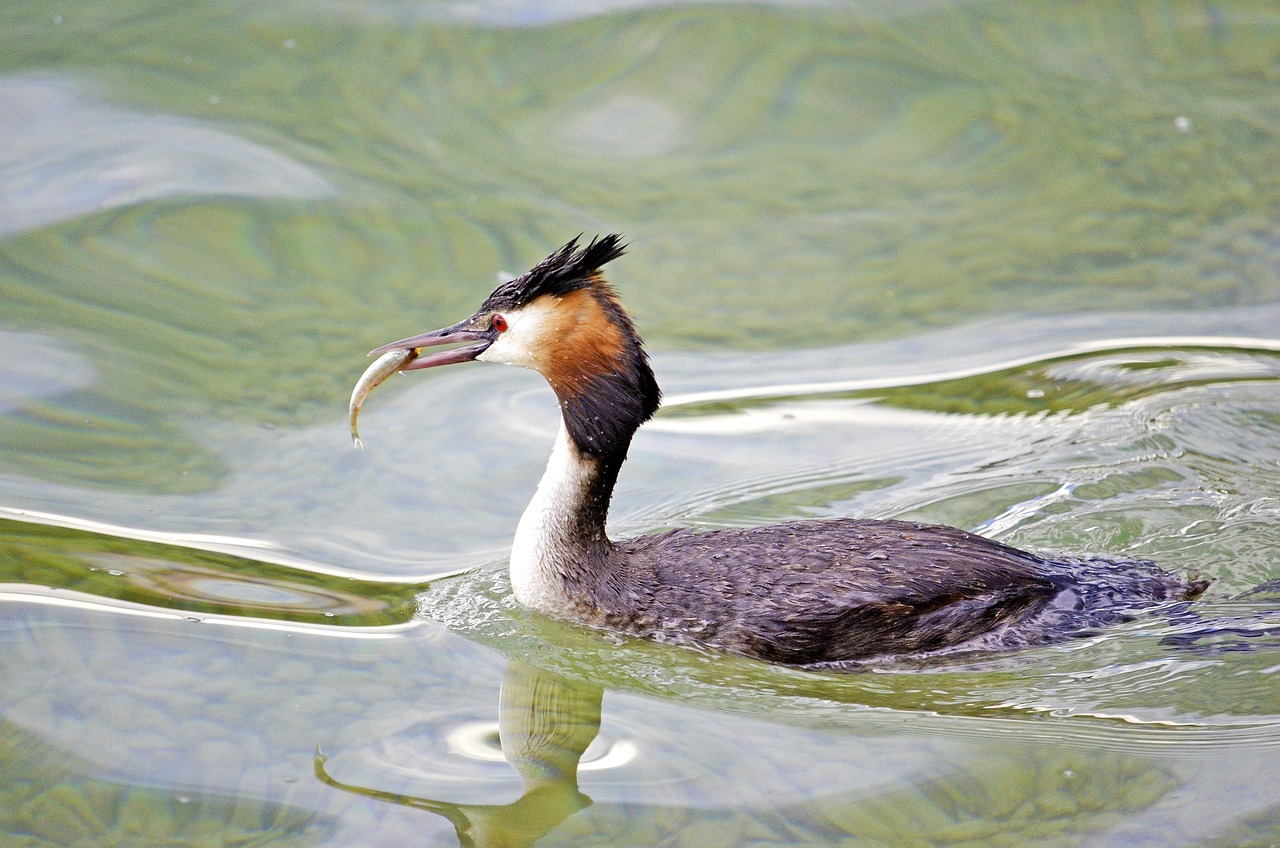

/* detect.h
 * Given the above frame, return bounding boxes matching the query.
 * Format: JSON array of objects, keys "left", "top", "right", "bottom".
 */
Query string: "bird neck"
[
  {"left": 508, "top": 417, "right": 631, "bottom": 613},
  {"left": 509, "top": 326, "right": 658, "bottom": 613}
]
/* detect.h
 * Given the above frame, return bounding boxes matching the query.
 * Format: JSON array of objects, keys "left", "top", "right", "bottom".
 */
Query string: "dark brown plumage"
[{"left": 566, "top": 518, "right": 1206, "bottom": 665}]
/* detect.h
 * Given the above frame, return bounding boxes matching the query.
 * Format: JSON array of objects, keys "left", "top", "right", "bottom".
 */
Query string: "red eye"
[{"left": 492, "top": 314, "right": 508, "bottom": 332}]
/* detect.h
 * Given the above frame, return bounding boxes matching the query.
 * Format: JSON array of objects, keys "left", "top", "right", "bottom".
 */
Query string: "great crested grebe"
[{"left": 358, "top": 235, "right": 1208, "bottom": 666}]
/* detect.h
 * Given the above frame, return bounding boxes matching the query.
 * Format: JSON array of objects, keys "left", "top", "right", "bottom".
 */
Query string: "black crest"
[{"left": 481, "top": 234, "right": 627, "bottom": 312}]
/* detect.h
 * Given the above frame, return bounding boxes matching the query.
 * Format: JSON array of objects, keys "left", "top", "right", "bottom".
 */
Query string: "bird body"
[{"left": 359, "top": 235, "right": 1207, "bottom": 666}]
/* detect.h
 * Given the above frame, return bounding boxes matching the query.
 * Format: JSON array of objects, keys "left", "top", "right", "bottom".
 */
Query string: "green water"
[{"left": 2, "top": 1, "right": 1279, "bottom": 845}]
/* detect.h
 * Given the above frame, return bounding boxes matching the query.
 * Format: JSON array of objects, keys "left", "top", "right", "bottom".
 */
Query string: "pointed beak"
[{"left": 368, "top": 320, "right": 495, "bottom": 370}]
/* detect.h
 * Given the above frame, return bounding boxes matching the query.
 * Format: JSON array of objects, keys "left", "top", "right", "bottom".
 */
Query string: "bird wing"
[{"left": 621, "top": 518, "right": 1058, "bottom": 664}]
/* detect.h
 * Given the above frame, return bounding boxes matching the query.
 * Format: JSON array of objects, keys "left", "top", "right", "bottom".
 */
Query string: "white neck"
[{"left": 509, "top": 422, "right": 600, "bottom": 613}]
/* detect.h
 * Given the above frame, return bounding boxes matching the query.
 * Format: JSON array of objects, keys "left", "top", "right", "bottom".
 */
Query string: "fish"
[{"left": 349, "top": 348, "right": 417, "bottom": 448}]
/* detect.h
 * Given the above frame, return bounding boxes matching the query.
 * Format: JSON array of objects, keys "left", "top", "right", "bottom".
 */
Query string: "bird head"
[{"left": 367, "top": 235, "right": 660, "bottom": 454}]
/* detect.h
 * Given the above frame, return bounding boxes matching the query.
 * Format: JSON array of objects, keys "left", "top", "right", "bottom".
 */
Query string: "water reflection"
[
  {"left": 0, "top": 512, "right": 1277, "bottom": 844},
  {"left": 316, "top": 662, "right": 602, "bottom": 848},
  {"left": 0, "top": 331, "right": 96, "bottom": 414},
  {"left": 0, "top": 76, "right": 331, "bottom": 237},
  {"left": 660, "top": 340, "right": 1280, "bottom": 421},
  {"left": 310, "top": 659, "right": 1269, "bottom": 848},
  {"left": 322, "top": 0, "right": 837, "bottom": 27},
  {"left": 0, "top": 719, "right": 323, "bottom": 847},
  {"left": 3, "top": 0, "right": 1279, "bottom": 842},
  {"left": 0, "top": 514, "right": 424, "bottom": 627}
]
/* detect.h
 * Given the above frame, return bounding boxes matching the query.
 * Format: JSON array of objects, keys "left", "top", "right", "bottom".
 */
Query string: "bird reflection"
[{"left": 315, "top": 661, "right": 603, "bottom": 848}]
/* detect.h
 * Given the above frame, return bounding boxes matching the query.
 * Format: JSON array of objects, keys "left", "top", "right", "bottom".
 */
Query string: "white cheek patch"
[{"left": 477, "top": 301, "right": 557, "bottom": 369}]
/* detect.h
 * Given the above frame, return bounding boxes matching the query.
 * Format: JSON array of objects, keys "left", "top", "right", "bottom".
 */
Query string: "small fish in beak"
[
  {"left": 349, "top": 348, "right": 417, "bottom": 448},
  {"left": 350, "top": 318, "right": 497, "bottom": 448}
]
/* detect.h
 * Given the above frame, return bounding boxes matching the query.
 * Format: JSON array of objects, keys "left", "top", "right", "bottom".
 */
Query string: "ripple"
[
  {"left": 98, "top": 554, "right": 387, "bottom": 616},
  {"left": 0, "top": 512, "right": 426, "bottom": 627},
  {"left": 313, "top": 0, "right": 838, "bottom": 26},
  {"left": 660, "top": 336, "right": 1280, "bottom": 416},
  {"left": 0, "top": 331, "right": 95, "bottom": 414},
  {"left": 0, "top": 75, "right": 332, "bottom": 236},
  {"left": 444, "top": 719, "right": 638, "bottom": 771},
  {"left": 316, "top": 711, "right": 653, "bottom": 809},
  {"left": 551, "top": 95, "right": 687, "bottom": 158}
]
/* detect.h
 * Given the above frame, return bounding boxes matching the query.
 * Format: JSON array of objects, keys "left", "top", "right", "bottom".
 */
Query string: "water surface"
[{"left": 2, "top": 1, "right": 1279, "bottom": 845}]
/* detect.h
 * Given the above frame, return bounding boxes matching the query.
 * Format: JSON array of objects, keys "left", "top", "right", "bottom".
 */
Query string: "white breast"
[{"left": 509, "top": 421, "right": 595, "bottom": 613}]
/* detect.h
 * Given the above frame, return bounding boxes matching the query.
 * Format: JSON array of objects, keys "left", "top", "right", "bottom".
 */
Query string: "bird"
[{"left": 361, "top": 235, "right": 1209, "bottom": 667}]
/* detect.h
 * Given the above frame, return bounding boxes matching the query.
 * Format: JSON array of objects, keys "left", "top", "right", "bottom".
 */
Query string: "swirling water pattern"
[{"left": 1, "top": 0, "right": 1279, "bottom": 845}]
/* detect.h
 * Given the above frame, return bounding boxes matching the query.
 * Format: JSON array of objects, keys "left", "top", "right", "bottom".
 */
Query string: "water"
[{"left": 2, "top": 1, "right": 1279, "bottom": 845}]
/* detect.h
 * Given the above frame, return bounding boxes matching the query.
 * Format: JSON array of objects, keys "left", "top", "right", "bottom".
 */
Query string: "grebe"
[{"left": 359, "top": 235, "right": 1208, "bottom": 666}]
